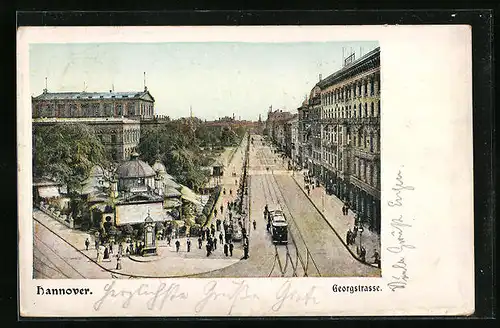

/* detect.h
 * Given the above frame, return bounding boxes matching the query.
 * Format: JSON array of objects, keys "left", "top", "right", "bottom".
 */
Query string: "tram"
[{"left": 269, "top": 210, "right": 288, "bottom": 244}]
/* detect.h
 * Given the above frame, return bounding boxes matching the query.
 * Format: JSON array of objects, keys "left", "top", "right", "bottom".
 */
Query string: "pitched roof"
[{"left": 33, "top": 90, "right": 155, "bottom": 102}]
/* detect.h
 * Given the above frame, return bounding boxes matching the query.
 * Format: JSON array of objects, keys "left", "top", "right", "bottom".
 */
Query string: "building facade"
[
  {"left": 287, "top": 47, "right": 381, "bottom": 233},
  {"left": 32, "top": 87, "right": 155, "bottom": 162},
  {"left": 317, "top": 47, "right": 381, "bottom": 233}
]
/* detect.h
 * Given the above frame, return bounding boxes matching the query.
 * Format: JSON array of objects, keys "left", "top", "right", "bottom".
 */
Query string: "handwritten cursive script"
[
  {"left": 93, "top": 281, "right": 188, "bottom": 311},
  {"left": 388, "top": 257, "right": 410, "bottom": 292},
  {"left": 271, "top": 280, "right": 320, "bottom": 312},
  {"left": 194, "top": 280, "right": 259, "bottom": 315},
  {"left": 386, "top": 168, "right": 416, "bottom": 292},
  {"left": 387, "top": 169, "right": 415, "bottom": 207}
]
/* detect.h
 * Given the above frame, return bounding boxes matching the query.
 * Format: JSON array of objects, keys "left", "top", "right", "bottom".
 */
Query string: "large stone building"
[
  {"left": 284, "top": 47, "right": 381, "bottom": 233},
  {"left": 32, "top": 87, "right": 155, "bottom": 162},
  {"left": 316, "top": 46, "right": 380, "bottom": 233}
]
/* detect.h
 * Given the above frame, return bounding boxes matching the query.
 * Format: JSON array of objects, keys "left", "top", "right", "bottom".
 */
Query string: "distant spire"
[
  {"left": 43, "top": 77, "right": 48, "bottom": 93},
  {"left": 143, "top": 72, "right": 147, "bottom": 91},
  {"left": 112, "top": 83, "right": 114, "bottom": 92},
  {"left": 190, "top": 105, "right": 193, "bottom": 118}
]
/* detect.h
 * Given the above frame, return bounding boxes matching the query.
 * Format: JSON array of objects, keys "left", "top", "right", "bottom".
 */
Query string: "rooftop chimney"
[{"left": 319, "top": 74, "right": 322, "bottom": 81}]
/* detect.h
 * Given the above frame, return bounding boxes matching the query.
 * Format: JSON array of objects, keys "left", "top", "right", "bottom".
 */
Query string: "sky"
[{"left": 29, "top": 41, "right": 378, "bottom": 121}]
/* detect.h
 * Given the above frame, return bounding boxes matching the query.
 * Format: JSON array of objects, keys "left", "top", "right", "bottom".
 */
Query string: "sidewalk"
[
  {"left": 205, "top": 135, "right": 248, "bottom": 229},
  {"left": 34, "top": 208, "right": 243, "bottom": 278},
  {"left": 269, "top": 151, "right": 381, "bottom": 267}
]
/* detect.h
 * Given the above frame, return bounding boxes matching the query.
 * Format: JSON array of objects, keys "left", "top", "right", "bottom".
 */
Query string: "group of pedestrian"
[
  {"left": 342, "top": 203, "right": 350, "bottom": 215},
  {"left": 346, "top": 227, "right": 358, "bottom": 246}
]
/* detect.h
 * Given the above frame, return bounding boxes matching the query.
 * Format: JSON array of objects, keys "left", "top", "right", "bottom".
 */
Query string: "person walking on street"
[
  {"left": 266, "top": 221, "right": 270, "bottom": 232},
  {"left": 220, "top": 204, "right": 223, "bottom": 214},
  {"left": 229, "top": 243, "right": 234, "bottom": 257},
  {"left": 206, "top": 243, "right": 211, "bottom": 257},
  {"left": 224, "top": 243, "right": 229, "bottom": 257},
  {"left": 214, "top": 208, "right": 218, "bottom": 217},
  {"left": 167, "top": 234, "right": 171, "bottom": 246},
  {"left": 219, "top": 232, "right": 223, "bottom": 244},
  {"left": 187, "top": 239, "right": 191, "bottom": 252},
  {"left": 95, "top": 239, "right": 99, "bottom": 250},
  {"left": 229, "top": 189, "right": 232, "bottom": 196},
  {"left": 175, "top": 240, "right": 180, "bottom": 252},
  {"left": 360, "top": 246, "right": 366, "bottom": 262},
  {"left": 213, "top": 237, "right": 217, "bottom": 250},
  {"left": 346, "top": 229, "right": 352, "bottom": 245},
  {"left": 243, "top": 244, "right": 249, "bottom": 259},
  {"left": 109, "top": 243, "right": 113, "bottom": 255},
  {"left": 253, "top": 220, "right": 256, "bottom": 230},
  {"left": 372, "top": 250, "right": 381, "bottom": 268},
  {"left": 223, "top": 188, "right": 226, "bottom": 195},
  {"left": 198, "top": 236, "right": 202, "bottom": 249},
  {"left": 85, "top": 238, "right": 90, "bottom": 251},
  {"left": 116, "top": 254, "right": 122, "bottom": 270},
  {"left": 342, "top": 205, "right": 346, "bottom": 215}
]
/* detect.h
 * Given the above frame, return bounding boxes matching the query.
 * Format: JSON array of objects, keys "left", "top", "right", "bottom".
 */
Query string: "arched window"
[
  {"left": 371, "top": 102, "right": 375, "bottom": 117},
  {"left": 364, "top": 103, "right": 368, "bottom": 117},
  {"left": 359, "top": 104, "right": 362, "bottom": 118}
]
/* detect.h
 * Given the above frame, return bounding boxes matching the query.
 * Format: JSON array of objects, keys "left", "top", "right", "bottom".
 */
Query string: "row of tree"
[{"left": 33, "top": 120, "right": 247, "bottom": 195}]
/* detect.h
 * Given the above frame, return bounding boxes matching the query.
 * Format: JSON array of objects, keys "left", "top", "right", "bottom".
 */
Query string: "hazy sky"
[{"left": 30, "top": 41, "right": 378, "bottom": 121}]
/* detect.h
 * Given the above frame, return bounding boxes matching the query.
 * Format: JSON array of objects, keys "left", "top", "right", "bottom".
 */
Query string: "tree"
[{"left": 33, "top": 123, "right": 111, "bottom": 194}]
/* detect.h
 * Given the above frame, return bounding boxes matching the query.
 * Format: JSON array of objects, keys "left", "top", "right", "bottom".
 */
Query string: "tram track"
[{"left": 254, "top": 141, "right": 310, "bottom": 277}]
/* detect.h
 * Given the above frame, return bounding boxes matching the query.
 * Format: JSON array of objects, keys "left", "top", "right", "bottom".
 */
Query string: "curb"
[
  {"left": 290, "top": 176, "right": 379, "bottom": 268},
  {"left": 33, "top": 214, "right": 242, "bottom": 279}
]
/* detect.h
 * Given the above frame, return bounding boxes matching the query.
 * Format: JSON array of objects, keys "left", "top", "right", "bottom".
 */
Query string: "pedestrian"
[
  {"left": 118, "top": 243, "right": 123, "bottom": 257},
  {"left": 229, "top": 243, "right": 234, "bottom": 257},
  {"left": 214, "top": 208, "right": 218, "bottom": 217},
  {"left": 116, "top": 254, "right": 122, "bottom": 270},
  {"left": 224, "top": 243, "right": 229, "bottom": 256},
  {"left": 109, "top": 243, "right": 113, "bottom": 255},
  {"left": 129, "top": 242, "right": 134, "bottom": 255},
  {"left": 126, "top": 246, "right": 130, "bottom": 256},
  {"left": 103, "top": 246, "right": 110, "bottom": 260},
  {"left": 213, "top": 237, "right": 217, "bottom": 250},
  {"left": 175, "top": 240, "right": 180, "bottom": 252},
  {"left": 229, "top": 189, "right": 232, "bottom": 196},
  {"left": 243, "top": 244, "right": 249, "bottom": 259},
  {"left": 346, "top": 229, "right": 351, "bottom": 245},
  {"left": 253, "top": 220, "right": 256, "bottom": 230},
  {"left": 372, "top": 250, "right": 381, "bottom": 268},
  {"left": 85, "top": 238, "right": 90, "bottom": 251},
  {"left": 342, "top": 205, "right": 346, "bottom": 215},
  {"left": 223, "top": 188, "right": 226, "bottom": 195},
  {"left": 267, "top": 221, "right": 270, "bottom": 232},
  {"left": 360, "top": 246, "right": 366, "bottom": 262},
  {"left": 235, "top": 179, "right": 238, "bottom": 185},
  {"left": 187, "top": 239, "right": 191, "bottom": 252},
  {"left": 220, "top": 205, "right": 223, "bottom": 214},
  {"left": 198, "top": 236, "right": 202, "bottom": 249},
  {"left": 219, "top": 232, "right": 223, "bottom": 244},
  {"left": 206, "top": 243, "right": 211, "bottom": 257},
  {"left": 95, "top": 239, "right": 99, "bottom": 250}
]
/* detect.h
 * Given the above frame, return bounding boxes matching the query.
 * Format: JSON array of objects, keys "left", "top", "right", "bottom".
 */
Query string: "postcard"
[{"left": 17, "top": 25, "right": 473, "bottom": 317}]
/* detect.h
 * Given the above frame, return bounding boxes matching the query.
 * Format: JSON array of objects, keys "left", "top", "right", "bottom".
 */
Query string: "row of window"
[
  {"left": 323, "top": 100, "right": 380, "bottom": 120},
  {"left": 33, "top": 101, "right": 154, "bottom": 118},
  {"left": 352, "top": 157, "right": 380, "bottom": 188},
  {"left": 321, "top": 76, "right": 379, "bottom": 106},
  {"left": 323, "top": 130, "right": 380, "bottom": 153}
]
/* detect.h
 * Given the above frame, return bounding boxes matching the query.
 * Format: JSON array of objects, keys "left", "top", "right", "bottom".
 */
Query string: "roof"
[
  {"left": 33, "top": 117, "right": 141, "bottom": 124},
  {"left": 117, "top": 155, "right": 156, "bottom": 179},
  {"left": 152, "top": 159, "right": 166, "bottom": 173},
  {"left": 33, "top": 90, "right": 155, "bottom": 102},
  {"left": 317, "top": 47, "right": 380, "bottom": 89}
]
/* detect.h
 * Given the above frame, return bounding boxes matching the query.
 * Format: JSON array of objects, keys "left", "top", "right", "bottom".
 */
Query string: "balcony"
[
  {"left": 352, "top": 147, "right": 379, "bottom": 161},
  {"left": 350, "top": 175, "right": 380, "bottom": 198}
]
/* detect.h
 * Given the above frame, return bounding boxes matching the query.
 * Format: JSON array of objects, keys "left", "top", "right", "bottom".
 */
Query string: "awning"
[
  {"left": 163, "top": 178, "right": 181, "bottom": 190},
  {"left": 163, "top": 186, "right": 182, "bottom": 198},
  {"left": 164, "top": 198, "right": 182, "bottom": 209},
  {"left": 180, "top": 185, "right": 202, "bottom": 205},
  {"left": 38, "top": 186, "right": 60, "bottom": 198}
]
